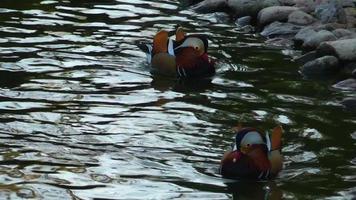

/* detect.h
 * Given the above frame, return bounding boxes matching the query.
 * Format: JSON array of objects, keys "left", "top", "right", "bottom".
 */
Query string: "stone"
[
  {"left": 332, "top": 28, "right": 353, "bottom": 38},
  {"left": 293, "top": 50, "right": 317, "bottom": 64},
  {"left": 261, "top": 21, "right": 302, "bottom": 37},
  {"left": 236, "top": 16, "right": 252, "bottom": 26},
  {"left": 301, "top": 55, "right": 340, "bottom": 75},
  {"left": 342, "top": 62, "right": 356, "bottom": 76},
  {"left": 341, "top": 97, "right": 356, "bottom": 111},
  {"left": 315, "top": 0, "right": 346, "bottom": 24},
  {"left": 321, "top": 39, "right": 356, "bottom": 61},
  {"left": 191, "top": 0, "right": 228, "bottom": 13},
  {"left": 295, "top": 0, "right": 316, "bottom": 13},
  {"left": 294, "top": 26, "right": 317, "bottom": 43},
  {"left": 265, "top": 37, "right": 294, "bottom": 47},
  {"left": 279, "top": 0, "right": 296, "bottom": 6},
  {"left": 258, "top": 6, "right": 299, "bottom": 25},
  {"left": 227, "top": 0, "right": 280, "bottom": 18},
  {"left": 288, "top": 10, "right": 315, "bottom": 25},
  {"left": 303, "top": 30, "right": 337, "bottom": 49},
  {"left": 332, "top": 78, "right": 356, "bottom": 90}
]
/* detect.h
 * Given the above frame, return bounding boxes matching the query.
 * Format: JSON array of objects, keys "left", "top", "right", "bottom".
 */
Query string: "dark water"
[{"left": 0, "top": 0, "right": 355, "bottom": 199}]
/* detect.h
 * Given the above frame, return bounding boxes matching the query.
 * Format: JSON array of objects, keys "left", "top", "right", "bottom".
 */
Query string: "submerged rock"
[
  {"left": 191, "top": 0, "right": 228, "bottom": 13},
  {"left": 320, "top": 39, "right": 356, "bottom": 61},
  {"left": 261, "top": 21, "right": 302, "bottom": 37},
  {"left": 341, "top": 97, "right": 356, "bottom": 112},
  {"left": 303, "top": 30, "right": 337, "bottom": 49},
  {"left": 333, "top": 78, "right": 356, "bottom": 90},
  {"left": 301, "top": 55, "right": 340, "bottom": 75},
  {"left": 236, "top": 16, "right": 252, "bottom": 26},
  {"left": 258, "top": 6, "right": 299, "bottom": 25},
  {"left": 288, "top": 10, "right": 315, "bottom": 25}
]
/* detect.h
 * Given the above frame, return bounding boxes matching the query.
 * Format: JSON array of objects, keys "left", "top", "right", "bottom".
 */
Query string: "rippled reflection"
[{"left": 0, "top": 0, "right": 355, "bottom": 199}]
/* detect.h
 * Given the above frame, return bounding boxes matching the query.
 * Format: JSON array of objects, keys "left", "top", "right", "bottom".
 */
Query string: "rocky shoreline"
[{"left": 188, "top": 0, "right": 356, "bottom": 111}]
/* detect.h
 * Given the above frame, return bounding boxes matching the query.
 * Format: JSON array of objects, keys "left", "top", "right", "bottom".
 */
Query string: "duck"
[
  {"left": 220, "top": 125, "right": 283, "bottom": 180},
  {"left": 145, "top": 27, "right": 215, "bottom": 78}
]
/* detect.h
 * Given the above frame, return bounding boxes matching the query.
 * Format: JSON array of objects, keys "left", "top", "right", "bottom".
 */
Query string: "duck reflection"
[
  {"left": 151, "top": 76, "right": 214, "bottom": 92},
  {"left": 226, "top": 181, "right": 282, "bottom": 200}
]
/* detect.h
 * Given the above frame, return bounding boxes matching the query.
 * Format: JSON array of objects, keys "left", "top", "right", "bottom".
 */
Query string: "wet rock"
[
  {"left": 265, "top": 37, "right": 294, "bottom": 47},
  {"left": 294, "top": 26, "right": 317, "bottom": 44},
  {"left": 261, "top": 21, "right": 302, "bottom": 38},
  {"left": 303, "top": 30, "right": 337, "bottom": 49},
  {"left": 191, "top": 0, "right": 228, "bottom": 13},
  {"left": 227, "top": 0, "right": 280, "bottom": 17},
  {"left": 258, "top": 6, "right": 299, "bottom": 26},
  {"left": 332, "top": 78, "right": 356, "bottom": 90},
  {"left": 315, "top": 0, "right": 346, "bottom": 24},
  {"left": 301, "top": 55, "right": 340, "bottom": 75},
  {"left": 341, "top": 97, "right": 356, "bottom": 111},
  {"left": 320, "top": 39, "right": 356, "bottom": 61},
  {"left": 236, "top": 16, "right": 252, "bottom": 26},
  {"left": 293, "top": 50, "right": 317, "bottom": 64},
  {"left": 288, "top": 10, "right": 315, "bottom": 25},
  {"left": 295, "top": 0, "right": 316, "bottom": 13},
  {"left": 332, "top": 28, "right": 353, "bottom": 38}
]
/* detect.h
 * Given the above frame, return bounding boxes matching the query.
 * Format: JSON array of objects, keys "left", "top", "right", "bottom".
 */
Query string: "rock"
[
  {"left": 295, "top": 0, "right": 316, "bottom": 13},
  {"left": 293, "top": 50, "right": 317, "bottom": 64},
  {"left": 341, "top": 97, "right": 356, "bottom": 111},
  {"left": 227, "top": 0, "right": 280, "bottom": 17},
  {"left": 332, "top": 78, "right": 356, "bottom": 90},
  {"left": 294, "top": 26, "right": 317, "bottom": 43},
  {"left": 191, "top": 0, "right": 228, "bottom": 13},
  {"left": 279, "top": 0, "right": 296, "bottom": 6},
  {"left": 265, "top": 37, "right": 294, "bottom": 47},
  {"left": 332, "top": 28, "right": 353, "bottom": 38},
  {"left": 236, "top": 16, "right": 252, "bottom": 26},
  {"left": 301, "top": 55, "right": 340, "bottom": 75},
  {"left": 315, "top": 0, "right": 346, "bottom": 24},
  {"left": 353, "top": 68, "right": 356, "bottom": 77},
  {"left": 321, "top": 39, "right": 356, "bottom": 61},
  {"left": 303, "top": 30, "right": 337, "bottom": 49},
  {"left": 288, "top": 10, "right": 315, "bottom": 25},
  {"left": 258, "top": 6, "right": 299, "bottom": 26},
  {"left": 261, "top": 21, "right": 302, "bottom": 38},
  {"left": 315, "top": 23, "right": 347, "bottom": 31},
  {"left": 342, "top": 62, "right": 356, "bottom": 76},
  {"left": 344, "top": 7, "right": 356, "bottom": 28}
]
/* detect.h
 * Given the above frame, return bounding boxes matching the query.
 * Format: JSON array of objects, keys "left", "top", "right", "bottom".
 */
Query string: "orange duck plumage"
[
  {"left": 146, "top": 27, "right": 215, "bottom": 78},
  {"left": 220, "top": 126, "right": 283, "bottom": 180}
]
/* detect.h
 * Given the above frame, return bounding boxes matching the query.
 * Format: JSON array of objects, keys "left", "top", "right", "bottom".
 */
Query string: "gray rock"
[
  {"left": 191, "top": 0, "right": 228, "bottom": 13},
  {"left": 293, "top": 50, "right": 317, "bottom": 64},
  {"left": 301, "top": 55, "right": 340, "bottom": 75},
  {"left": 236, "top": 16, "right": 252, "bottom": 26},
  {"left": 332, "top": 78, "right": 356, "bottom": 90},
  {"left": 261, "top": 21, "right": 302, "bottom": 37},
  {"left": 332, "top": 28, "right": 353, "bottom": 38},
  {"left": 288, "top": 10, "right": 315, "bottom": 25},
  {"left": 279, "top": 0, "right": 296, "bottom": 6},
  {"left": 258, "top": 6, "right": 299, "bottom": 25},
  {"left": 321, "top": 39, "right": 356, "bottom": 61},
  {"left": 294, "top": 26, "right": 317, "bottom": 43},
  {"left": 295, "top": 0, "right": 316, "bottom": 13},
  {"left": 303, "top": 30, "right": 337, "bottom": 49},
  {"left": 227, "top": 0, "right": 280, "bottom": 17},
  {"left": 265, "top": 37, "right": 294, "bottom": 47},
  {"left": 341, "top": 97, "right": 356, "bottom": 111},
  {"left": 315, "top": 0, "right": 346, "bottom": 24}
]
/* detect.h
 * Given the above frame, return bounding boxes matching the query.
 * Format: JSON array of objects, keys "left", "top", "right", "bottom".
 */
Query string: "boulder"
[
  {"left": 341, "top": 97, "right": 356, "bottom": 112},
  {"left": 332, "top": 28, "right": 354, "bottom": 38},
  {"left": 288, "top": 10, "right": 315, "bottom": 25},
  {"left": 301, "top": 55, "right": 340, "bottom": 75},
  {"left": 236, "top": 16, "right": 252, "bottom": 26},
  {"left": 315, "top": 0, "right": 347, "bottom": 24},
  {"left": 227, "top": 0, "right": 280, "bottom": 17},
  {"left": 295, "top": 0, "right": 316, "bottom": 13},
  {"left": 303, "top": 30, "right": 337, "bottom": 49},
  {"left": 261, "top": 21, "right": 302, "bottom": 37},
  {"left": 279, "top": 0, "right": 296, "bottom": 6},
  {"left": 321, "top": 39, "right": 356, "bottom": 61},
  {"left": 258, "top": 6, "right": 299, "bottom": 25},
  {"left": 191, "top": 0, "right": 228, "bottom": 13},
  {"left": 332, "top": 78, "right": 356, "bottom": 90},
  {"left": 294, "top": 26, "right": 317, "bottom": 43},
  {"left": 293, "top": 50, "right": 317, "bottom": 64}
]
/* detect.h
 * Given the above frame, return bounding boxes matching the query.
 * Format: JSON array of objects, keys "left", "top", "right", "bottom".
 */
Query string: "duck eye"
[
  {"left": 195, "top": 46, "right": 199, "bottom": 50},
  {"left": 246, "top": 144, "right": 251, "bottom": 147}
]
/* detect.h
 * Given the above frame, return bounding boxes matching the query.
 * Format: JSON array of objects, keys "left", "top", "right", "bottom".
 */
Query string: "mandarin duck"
[
  {"left": 220, "top": 126, "right": 283, "bottom": 180},
  {"left": 146, "top": 27, "right": 215, "bottom": 78}
]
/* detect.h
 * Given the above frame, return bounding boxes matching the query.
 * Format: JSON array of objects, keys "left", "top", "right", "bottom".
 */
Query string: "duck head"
[{"left": 220, "top": 126, "right": 283, "bottom": 180}]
